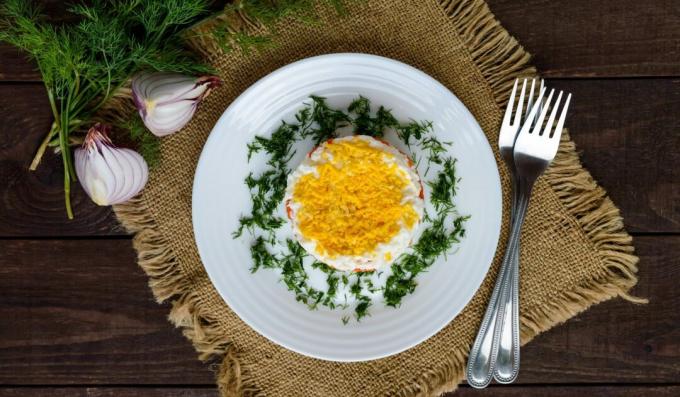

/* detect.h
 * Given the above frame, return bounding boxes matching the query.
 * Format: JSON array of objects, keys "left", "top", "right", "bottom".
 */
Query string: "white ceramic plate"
[{"left": 193, "top": 53, "right": 501, "bottom": 362}]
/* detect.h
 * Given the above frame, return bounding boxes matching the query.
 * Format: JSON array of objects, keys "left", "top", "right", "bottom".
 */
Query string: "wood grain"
[
  {"left": 487, "top": 0, "right": 680, "bottom": 77},
  {"left": 1, "top": 79, "right": 677, "bottom": 236},
  {"left": 547, "top": 78, "right": 680, "bottom": 233},
  {"left": 0, "top": 388, "right": 219, "bottom": 397},
  {"left": 2, "top": 1, "right": 680, "bottom": 80},
  {"left": 0, "top": 84, "right": 123, "bottom": 236},
  {"left": 2, "top": 386, "right": 680, "bottom": 397},
  {"left": 0, "top": 236, "right": 677, "bottom": 384},
  {"left": 0, "top": 239, "right": 213, "bottom": 385}
]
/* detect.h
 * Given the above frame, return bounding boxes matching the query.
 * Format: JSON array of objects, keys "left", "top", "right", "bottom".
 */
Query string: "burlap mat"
[{"left": 113, "top": 0, "right": 643, "bottom": 395}]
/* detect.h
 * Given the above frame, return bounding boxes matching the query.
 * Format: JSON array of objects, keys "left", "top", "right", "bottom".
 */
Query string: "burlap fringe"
[
  {"left": 114, "top": 197, "right": 261, "bottom": 397},
  {"left": 112, "top": 1, "right": 644, "bottom": 396}
]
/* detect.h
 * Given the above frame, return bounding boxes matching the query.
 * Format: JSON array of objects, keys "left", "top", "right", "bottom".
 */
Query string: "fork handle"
[
  {"left": 492, "top": 179, "right": 533, "bottom": 383},
  {"left": 466, "top": 177, "right": 525, "bottom": 388},
  {"left": 466, "top": 241, "right": 512, "bottom": 388},
  {"left": 494, "top": 242, "right": 520, "bottom": 383}
]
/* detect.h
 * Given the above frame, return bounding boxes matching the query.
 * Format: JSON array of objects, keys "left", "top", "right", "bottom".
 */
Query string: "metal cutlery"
[
  {"left": 467, "top": 78, "right": 571, "bottom": 388},
  {"left": 494, "top": 78, "right": 542, "bottom": 384}
]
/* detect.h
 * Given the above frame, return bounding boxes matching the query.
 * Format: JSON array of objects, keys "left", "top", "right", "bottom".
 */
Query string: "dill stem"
[
  {"left": 29, "top": 121, "right": 58, "bottom": 171},
  {"left": 50, "top": 87, "right": 74, "bottom": 220},
  {"left": 57, "top": 120, "right": 74, "bottom": 220},
  {"left": 62, "top": 92, "right": 77, "bottom": 181}
]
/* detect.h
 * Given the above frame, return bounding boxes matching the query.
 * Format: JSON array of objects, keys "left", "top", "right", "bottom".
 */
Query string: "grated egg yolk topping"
[{"left": 291, "top": 138, "right": 419, "bottom": 258}]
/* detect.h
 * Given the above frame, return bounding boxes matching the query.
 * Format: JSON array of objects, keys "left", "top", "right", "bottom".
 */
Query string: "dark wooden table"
[{"left": 1, "top": 1, "right": 679, "bottom": 396}]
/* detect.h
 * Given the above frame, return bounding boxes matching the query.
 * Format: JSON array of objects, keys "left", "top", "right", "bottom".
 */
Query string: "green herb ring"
[{"left": 235, "top": 96, "right": 468, "bottom": 323}]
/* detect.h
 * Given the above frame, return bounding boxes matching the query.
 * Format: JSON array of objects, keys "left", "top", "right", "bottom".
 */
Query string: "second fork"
[{"left": 467, "top": 79, "right": 571, "bottom": 388}]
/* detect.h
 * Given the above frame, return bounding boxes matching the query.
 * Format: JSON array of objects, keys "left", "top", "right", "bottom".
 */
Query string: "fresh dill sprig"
[
  {"left": 212, "top": 28, "right": 274, "bottom": 54},
  {"left": 0, "top": 0, "right": 212, "bottom": 218}
]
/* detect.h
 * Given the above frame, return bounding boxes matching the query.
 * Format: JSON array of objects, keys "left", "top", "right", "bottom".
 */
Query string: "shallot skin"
[
  {"left": 75, "top": 123, "right": 148, "bottom": 206},
  {"left": 132, "top": 72, "right": 221, "bottom": 136}
]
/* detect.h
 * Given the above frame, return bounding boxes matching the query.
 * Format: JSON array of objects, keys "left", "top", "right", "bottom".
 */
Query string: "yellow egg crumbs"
[{"left": 292, "top": 137, "right": 419, "bottom": 258}]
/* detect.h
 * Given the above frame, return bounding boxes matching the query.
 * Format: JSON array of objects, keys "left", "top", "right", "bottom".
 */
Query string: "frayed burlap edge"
[
  {"left": 112, "top": 1, "right": 645, "bottom": 396},
  {"left": 113, "top": 197, "right": 260, "bottom": 397}
]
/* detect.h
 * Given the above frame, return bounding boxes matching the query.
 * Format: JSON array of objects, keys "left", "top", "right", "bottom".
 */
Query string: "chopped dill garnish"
[
  {"left": 427, "top": 158, "right": 459, "bottom": 212},
  {"left": 385, "top": 156, "right": 468, "bottom": 307},
  {"left": 250, "top": 236, "right": 278, "bottom": 272},
  {"left": 234, "top": 95, "right": 468, "bottom": 322},
  {"left": 396, "top": 120, "right": 433, "bottom": 149},
  {"left": 246, "top": 122, "right": 298, "bottom": 164},
  {"left": 280, "top": 239, "right": 324, "bottom": 309},
  {"left": 301, "top": 96, "right": 351, "bottom": 144},
  {"left": 384, "top": 257, "right": 420, "bottom": 307},
  {"left": 348, "top": 96, "right": 398, "bottom": 137},
  {"left": 349, "top": 272, "right": 373, "bottom": 321},
  {"left": 232, "top": 168, "right": 287, "bottom": 239},
  {"left": 421, "top": 137, "right": 451, "bottom": 168}
]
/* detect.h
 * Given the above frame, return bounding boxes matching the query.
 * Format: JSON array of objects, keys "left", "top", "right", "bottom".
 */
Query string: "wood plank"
[
  {"left": 1, "top": 78, "right": 677, "bottom": 235},
  {"left": 0, "top": 84, "right": 123, "bottom": 236},
  {"left": 546, "top": 78, "right": 680, "bottom": 233},
  {"left": 1, "top": 1, "right": 679, "bottom": 81},
  {"left": 0, "top": 236, "right": 677, "bottom": 384},
  {"left": 1, "top": 386, "right": 680, "bottom": 397},
  {"left": 0, "top": 388, "right": 219, "bottom": 397},
  {"left": 0, "top": 239, "right": 214, "bottom": 385},
  {"left": 487, "top": 0, "right": 680, "bottom": 77},
  {"left": 0, "top": 45, "right": 39, "bottom": 82}
]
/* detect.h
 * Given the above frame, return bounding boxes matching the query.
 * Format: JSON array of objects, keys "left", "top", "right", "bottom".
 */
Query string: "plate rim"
[{"left": 192, "top": 52, "right": 502, "bottom": 362}]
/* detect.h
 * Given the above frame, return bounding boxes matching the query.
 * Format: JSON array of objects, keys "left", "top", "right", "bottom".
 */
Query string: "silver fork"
[
  {"left": 494, "top": 79, "right": 542, "bottom": 384},
  {"left": 466, "top": 78, "right": 541, "bottom": 388},
  {"left": 467, "top": 80, "right": 571, "bottom": 388}
]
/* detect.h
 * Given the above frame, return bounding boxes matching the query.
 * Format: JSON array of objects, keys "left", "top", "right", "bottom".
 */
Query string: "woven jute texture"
[{"left": 114, "top": 0, "right": 643, "bottom": 395}]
